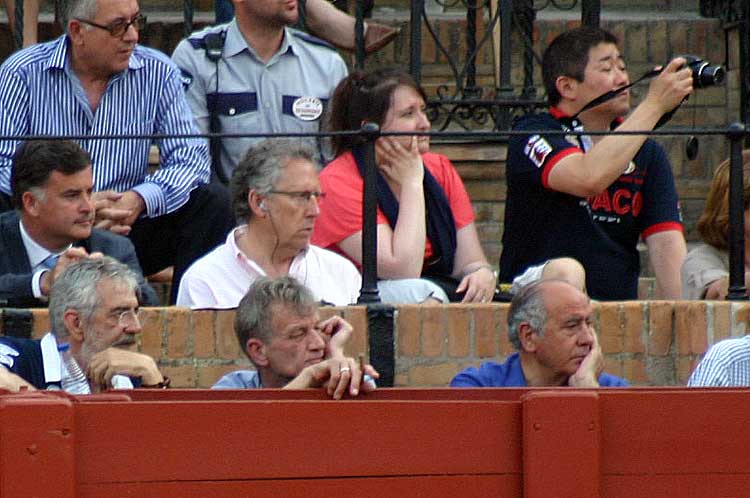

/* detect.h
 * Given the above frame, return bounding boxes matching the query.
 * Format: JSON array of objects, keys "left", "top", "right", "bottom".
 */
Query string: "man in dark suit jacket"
[{"left": 0, "top": 140, "right": 157, "bottom": 307}]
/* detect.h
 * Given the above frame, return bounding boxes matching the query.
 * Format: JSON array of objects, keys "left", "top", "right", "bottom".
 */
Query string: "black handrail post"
[
  {"left": 13, "top": 0, "right": 23, "bottom": 50},
  {"left": 581, "top": 0, "right": 601, "bottom": 27},
  {"left": 354, "top": 0, "right": 366, "bottom": 70},
  {"left": 495, "top": 0, "right": 515, "bottom": 130},
  {"left": 464, "top": 0, "right": 479, "bottom": 98},
  {"left": 726, "top": 122, "right": 748, "bottom": 300},
  {"left": 409, "top": 0, "right": 424, "bottom": 85},
  {"left": 357, "top": 122, "right": 382, "bottom": 304},
  {"left": 183, "top": 0, "right": 194, "bottom": 38},
  {"left": 741, "top": 0, "right": 750, "bottom": 129}
]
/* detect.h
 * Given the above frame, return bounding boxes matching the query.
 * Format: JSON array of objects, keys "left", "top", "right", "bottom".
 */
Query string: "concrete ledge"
[{"left": 3, "top": 300, "right": 746, "bottom": 388}]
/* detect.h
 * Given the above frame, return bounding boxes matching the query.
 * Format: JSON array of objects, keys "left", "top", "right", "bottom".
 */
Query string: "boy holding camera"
[{"left": 499, "top": 26, "right": 694, "bottom": 300}]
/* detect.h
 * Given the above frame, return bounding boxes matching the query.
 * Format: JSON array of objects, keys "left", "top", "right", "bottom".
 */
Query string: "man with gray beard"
[{"left": 0, "top": 257, "right": 166, "bottom": 392}]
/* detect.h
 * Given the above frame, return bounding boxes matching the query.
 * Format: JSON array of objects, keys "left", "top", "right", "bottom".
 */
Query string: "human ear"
[
  {"left": 21, "top": 191, "right": 41, "bottom": 217},
  {"left": 248, "top": 190, "right": 267, "bottom": 218},
  {"left": 62, "top": 310, "right": 85, "bottom": 343},
  {"left": 556, "top": 75, "right": 578, "bottom": 102},
  {"left": 246, "top": 338, "right": 268, "bottom": 366},
  {"left": 519, "top": 323, "right": 539, "bottom": 353}
]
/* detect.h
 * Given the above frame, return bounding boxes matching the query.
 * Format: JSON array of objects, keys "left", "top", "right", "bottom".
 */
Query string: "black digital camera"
[{"left": 681, "top": 55, "right": 725, "bottom": 88}]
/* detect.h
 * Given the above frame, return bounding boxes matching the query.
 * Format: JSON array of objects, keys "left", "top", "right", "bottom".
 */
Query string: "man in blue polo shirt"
[{"left": 451, "top": 279, "right": 627, "bottom": 387}]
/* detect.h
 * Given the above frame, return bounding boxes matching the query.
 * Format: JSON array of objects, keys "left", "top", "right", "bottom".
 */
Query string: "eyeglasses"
[
  {"left": 76, "top": 13, "right": 147, "bottom": 38},
  {"left": 111, "top": 309, "right": 145, "bottom": 327},
  {"left": 269, "top": 190, "right": 327, "bottom": 204}
]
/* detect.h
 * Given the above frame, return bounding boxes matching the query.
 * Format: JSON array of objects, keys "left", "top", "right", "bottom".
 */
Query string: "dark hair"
[
  {"left": 326, "top": 67, "right": 427, "bottom": 157},
  {"left": 234, "top": 276, "right": 317, "bottom": 362},
  {"left": 542, "top": 26, "right": 619, "bottom": 106},
  {"left": 10, "top": 140, "right": 91, "bottom": 209}
]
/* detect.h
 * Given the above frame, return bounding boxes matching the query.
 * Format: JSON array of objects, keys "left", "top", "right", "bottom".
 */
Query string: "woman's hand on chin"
[{"left": 375, "top": 135, "right": 424, "bottom": 187}]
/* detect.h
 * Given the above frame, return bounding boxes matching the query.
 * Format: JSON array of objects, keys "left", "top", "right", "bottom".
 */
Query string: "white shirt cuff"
[{"left": 32, "top": 269, "right": 48, "bottom": 299}]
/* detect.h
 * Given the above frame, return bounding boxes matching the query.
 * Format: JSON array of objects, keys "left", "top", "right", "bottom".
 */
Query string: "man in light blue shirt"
[
  {"left": 172, "top": 0, "right": 348, "bottom": 181},
  {"left": 213, "top": 276, "right": 377, "bottom": 399},
  {"left": 0, "top": 0, "right": 233, "bottom": 302}
]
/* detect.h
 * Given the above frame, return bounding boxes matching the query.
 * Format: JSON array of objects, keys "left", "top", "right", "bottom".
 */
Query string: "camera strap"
[{"left": 570, "top": 67, "right": 662, "bottom": 122}]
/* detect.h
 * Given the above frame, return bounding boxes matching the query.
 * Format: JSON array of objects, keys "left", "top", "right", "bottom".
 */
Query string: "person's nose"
[
  {"left": 615, "top": 66, "right": 629, "bottom": 87},
  {"left": 125, "top": 318, "right": 142, "bottom": 334},
  {"left": 81, "top": 191, "right": 93, "bottom": 214},
  {"left": 307, "top": 194, "right": 321, "bottom": 217},
  {"left": 577, "top": 324, "right": 595, "bottom": 346},
  {"left": 416, "top": 109, "right": 430, "bottom": 131},
  {"left": 308, "top": 328, "right": 326, "bottom": 351},
  {"left": 122, "top": 22, "right": 139, "bottom": 43}
]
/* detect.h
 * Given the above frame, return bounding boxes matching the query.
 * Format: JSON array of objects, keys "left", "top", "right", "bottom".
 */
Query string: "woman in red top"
[{"left": 311, "top": 68, "right": 496, "bottom": 303}]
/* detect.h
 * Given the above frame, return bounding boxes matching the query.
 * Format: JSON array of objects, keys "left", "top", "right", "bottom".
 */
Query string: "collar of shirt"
[
  {"left": 18, "top": 219, "right": 72, "bottom": 270},
  {"left": 225, "top": 20, "right": 296, "bottom": 62},
  {"left": 230, "top": 224, "right": 310, "bottom": 275},
  {"left": 40, "top": 332, "right": 64, "bottom": 385},
  {"left": 43, "top": 35, "right": 145, "bottom": 74}
]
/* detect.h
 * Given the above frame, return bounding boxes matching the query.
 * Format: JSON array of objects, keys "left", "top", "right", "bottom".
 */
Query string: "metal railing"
[{"left": 9, "top": 0, "right": 745, "bottom": 131}]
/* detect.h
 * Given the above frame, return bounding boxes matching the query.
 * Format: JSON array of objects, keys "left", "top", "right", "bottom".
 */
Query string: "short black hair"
[
  {"left": 542, "top": 26, "right": 619, "bottom": 106},
  {"left": 10, "top": 140, "right": 91, "bottom": 209}
]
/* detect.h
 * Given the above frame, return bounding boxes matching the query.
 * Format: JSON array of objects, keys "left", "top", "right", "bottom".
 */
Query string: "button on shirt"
[
  {"left": 0, "top": 36, "right": 210, "bottom": 217},
  {"left": 172, "top": 21, "right": 348, "bottom": 179}
]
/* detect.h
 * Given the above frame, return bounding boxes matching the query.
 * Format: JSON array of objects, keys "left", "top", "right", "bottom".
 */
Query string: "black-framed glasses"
[
  {"left": 269, "top": 190, "right": 327, "bottom": 204},
  {"left": 76, "top": 13, "right": 147, "bottom": 38}
]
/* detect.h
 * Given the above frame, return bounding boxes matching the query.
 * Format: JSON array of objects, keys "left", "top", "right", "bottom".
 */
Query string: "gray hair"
[
  {"left": 507, "top": 279, "right": 550, "bottom": 350},
  {"left": 235, "top": 276, "right": 317, "bottom": 362},
  {"left": 64, "top": 0, "right": 99, "bottom": 32},
  {"left": 49, "top": 256, "right": 139, "bottom": 339},
  {"left": 230, "top": 139, "right": 318, "bottom": 221}
]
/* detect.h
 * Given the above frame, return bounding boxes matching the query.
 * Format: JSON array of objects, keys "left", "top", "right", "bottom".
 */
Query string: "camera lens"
[{"left": 693, "top": 62, "right": 725, "bottom": 88}]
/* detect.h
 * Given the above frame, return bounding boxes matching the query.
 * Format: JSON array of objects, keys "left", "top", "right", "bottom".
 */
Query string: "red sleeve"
[
  {"left": 541, "top": 147, "right": 581, "bottom": 190},
  {"left": 422, "top": 152, "right": 474, "bottom": 229},
  {"left": 642, "top": 221, "right": 684, "bottom": 239},
  {"left": 311, "top": 152, "right": 388, "bottom": 250}
]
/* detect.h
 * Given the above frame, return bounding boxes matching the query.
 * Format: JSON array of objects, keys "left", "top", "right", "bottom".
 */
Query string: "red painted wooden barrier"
[{"left": 1, "top": 388, "right": 749, "bottom": 498}]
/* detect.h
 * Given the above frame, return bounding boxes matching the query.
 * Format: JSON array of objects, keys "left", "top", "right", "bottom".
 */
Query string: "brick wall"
[{"left": 5, "top": 302, "right": 747, "bottom": 388}]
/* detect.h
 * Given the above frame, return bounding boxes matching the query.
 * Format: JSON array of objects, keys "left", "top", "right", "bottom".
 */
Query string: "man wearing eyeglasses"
[
  {"left": 0, "top": 257, "right": 167, "bottom": 392},
  {"left": 177, "top": 139, "right": 361, "bottom": 309},
  {"left": 0, "top": 0, "right": 234, "bottom": 304}
]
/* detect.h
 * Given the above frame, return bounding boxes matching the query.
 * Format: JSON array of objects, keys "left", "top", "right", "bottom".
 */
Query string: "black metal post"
[
  {"left": 366, "top": 304, "right": 395, "bottom": 387},
  {"left": 12, "top": 0, "right": 23, "bottom": 50},
  {"left": 495, "top": 0, "right": 515, "bottom": 130},
  {"left": 357, "top": 123, "right": 381, "bottom": 304},
  {"left": 464, "top": 0, "right": 480, "bottom": 98},
  {"left": 183, "top": 0, "right": 194, "bottom": 39},
  {"left": 740, "top": 0, "right": 750, "bottom": 128},
  {"left": 513, "top": 0, "right": 536, "bottom": 101},
  {"left": 354, "top": 0, "right": 366, "bottom": 70},
  {"left": 409, "top": 0, "right": 424, "bottom": 85},
  {"left": 581, "top": 0, "right": 601, "bottom": 27},
  {"left": 726, "top": 122, "right": 748, "bottom": 300}
]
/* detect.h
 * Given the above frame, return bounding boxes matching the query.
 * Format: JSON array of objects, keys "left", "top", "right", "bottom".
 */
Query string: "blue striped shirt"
[
  {"left": 688, "top": 335, "right": 750, "bottom": 387},
  {"left": 0, "top": 36, "right": 210, "bottom": 217}
]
